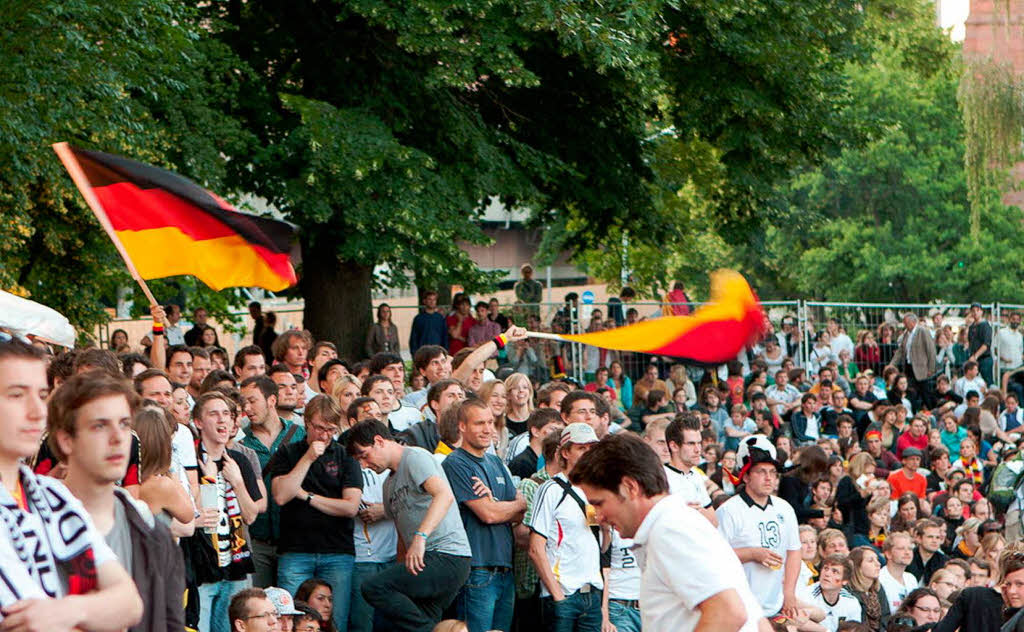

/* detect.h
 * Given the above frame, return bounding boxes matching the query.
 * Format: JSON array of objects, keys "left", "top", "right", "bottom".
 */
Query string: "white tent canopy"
[{"left": 0, "top": 290, "right": 76, "bottom": 348}]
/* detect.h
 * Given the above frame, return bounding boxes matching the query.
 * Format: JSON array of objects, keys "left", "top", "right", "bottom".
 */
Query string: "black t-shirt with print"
[{"left": 266, "top": 439, "right": 363, "bottom": 555}]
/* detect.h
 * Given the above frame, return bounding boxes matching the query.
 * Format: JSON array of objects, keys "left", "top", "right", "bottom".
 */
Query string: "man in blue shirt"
[
  {"left": 409, "top": 291, "right": 449, "bottom": 354},
  {"left": 442, "top": 399, "right": 526, "bottom": 632}
]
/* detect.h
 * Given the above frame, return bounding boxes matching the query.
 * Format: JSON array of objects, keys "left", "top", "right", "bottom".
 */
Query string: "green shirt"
[
  {"left": 514, "top": 467, "right": 551, "bottom": 597},
  {"left": 241, "top": 419, "right": 306, "bottom": 542}
]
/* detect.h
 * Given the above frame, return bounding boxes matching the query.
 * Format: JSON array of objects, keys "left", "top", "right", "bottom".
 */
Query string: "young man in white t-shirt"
[
  {"left": 569, "top": 432, "right": 764, "bottom": 632},
  {"left": 878, "top": 531, "right": 919, "bottom": 613},
  {"left": 602, "top": 528, "right": 642, "bottom": 632},
  {"left": 797, "top": 554, "right": 861, "bottom": 632},
  {"left": 663, "top": 414, "right": 716, "bottom": 525},
  {"left": 716, "top": 435, "right": 802, "bottom": 618},
  {"left": 527, "top": 423, "right": 604, "bottom": 631}
]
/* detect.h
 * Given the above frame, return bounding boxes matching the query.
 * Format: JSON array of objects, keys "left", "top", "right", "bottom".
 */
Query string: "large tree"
[{"left": 202, "top": 0, "right": 865, "bottom": 357}]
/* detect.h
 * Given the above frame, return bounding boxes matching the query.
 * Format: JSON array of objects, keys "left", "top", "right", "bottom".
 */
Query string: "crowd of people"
[{"left": 5, "top": 279, "right": 1024, "bottom": 632}]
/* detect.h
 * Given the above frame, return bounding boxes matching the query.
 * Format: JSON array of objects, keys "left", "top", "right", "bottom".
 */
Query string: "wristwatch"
[{"left": 306, "top": 492, "right": 314, "bottom": 504}]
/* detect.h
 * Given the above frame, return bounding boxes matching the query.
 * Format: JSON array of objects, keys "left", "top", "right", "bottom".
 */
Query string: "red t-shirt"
[
  {"left": 727, "top": 376, "right": 745, "bottom": 406},
  {"left": 895, "top": 432, "right": 928, "bottom": 459},
  {"left": 446, "top": 313, "right": 474, "bottom": 354},
  {"left": 888, "top": 469, "right": 927, "bottom": 499}
]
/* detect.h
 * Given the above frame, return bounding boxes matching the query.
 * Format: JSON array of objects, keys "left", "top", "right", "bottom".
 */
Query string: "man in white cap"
[
  {"left": 526, "top": 422, "right": 604, "bottom": 632},
  {"left": 716, "top": 435, "right": 801, "bottom": 619},
  {"left": 264, "top": 587, "right": 302, "bottom": 632}
]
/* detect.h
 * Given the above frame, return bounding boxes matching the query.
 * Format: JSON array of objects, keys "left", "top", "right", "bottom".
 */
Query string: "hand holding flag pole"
[{"left": 522, "top": 270, "right": 765, "bottom": 366}]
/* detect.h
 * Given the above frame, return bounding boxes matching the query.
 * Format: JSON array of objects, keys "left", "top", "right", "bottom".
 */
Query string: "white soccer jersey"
[
  {"left": 664, "top": 464, "right": 712, "bottom": 508},
  {"left": 505, "top": 432, "right": 530, "bottom": 465},
  {"left": 607, "top": 529, "right": 640, "bottom": 600},
  {"left": 878, "top": 566, "right": 918, "bottom": 612},
  {"left": 388, "top": 404, "right": 423, "bottom": 432},
  {"left": 716, "top": 491, "right": 800, "bottom": 616},
  {"left": 633, "top": 495, "right": 762, "bottom": 632},
  {"left": 526, "top": 473, "right": 603, "bottom": 597},
  {"left": 798, "top": 583, "right": 862, "bottom": 632}
]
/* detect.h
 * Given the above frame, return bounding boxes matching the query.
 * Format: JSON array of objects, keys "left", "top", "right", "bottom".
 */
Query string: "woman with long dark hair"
[
  {"left": 295, "top": 578, "right": 337, "bottom": 632},
  {"left": 779, "top": 445, "right": 830, "bottom": 524}
]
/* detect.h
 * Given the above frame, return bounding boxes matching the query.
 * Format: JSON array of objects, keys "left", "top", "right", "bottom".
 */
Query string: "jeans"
[
  {"left": 277, "top": 552, "right": 354, "bottom": 632},
  {"left": 361, "top": 552, "right": 471, "bottom": 632},
  {"left": 250, "top": 539, "right": 277, "bottom": 589},
  {"left": 198, "top": 578, "right": 249, "bottom": 632},
  {"left": 350, "top": 560, "right": 394, "bottom": 632},
  {"left": 542, "top": 589, "right": 603, "bottom": 632},
  {"left": 455, "top": 567, "right": 515, "bottom": 632},
  {"left": 607, "top": 601, "right": 641, "bottom": 632}
]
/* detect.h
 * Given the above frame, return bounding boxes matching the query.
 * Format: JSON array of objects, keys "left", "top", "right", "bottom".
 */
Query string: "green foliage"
[
  {"left": 0, "top": 0, "right": 251, "bottom": 331},
  {"left": 959, "top": 58, "right": 1024, "bottom": 235},
  {"left": 762, "top": 2, "right": 1024, "bottom": 302}
]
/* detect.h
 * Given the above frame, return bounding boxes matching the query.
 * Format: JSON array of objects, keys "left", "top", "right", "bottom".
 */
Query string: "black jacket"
[{"left": 114, "top": 489, "right": 186, "bottom": 632}]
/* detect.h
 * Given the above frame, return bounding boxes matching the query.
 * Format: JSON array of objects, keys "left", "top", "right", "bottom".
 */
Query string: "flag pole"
[
  {"left": 525, "top": 331, "right": 566, "bottom": 342},
  {"left": 52, "top": 142, "right": 160, "bottom": 308}
]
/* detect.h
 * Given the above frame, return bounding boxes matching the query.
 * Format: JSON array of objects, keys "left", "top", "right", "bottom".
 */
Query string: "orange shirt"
[{"left": 888, "top": 469, "right": 927, "bottom": 499}]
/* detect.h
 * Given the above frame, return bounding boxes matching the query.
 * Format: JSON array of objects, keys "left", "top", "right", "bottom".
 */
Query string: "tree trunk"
[{"left": 300, "top": 236, "right": 374, "bottom": 362}]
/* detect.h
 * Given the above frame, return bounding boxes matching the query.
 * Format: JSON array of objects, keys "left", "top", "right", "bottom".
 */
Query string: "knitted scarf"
[{"left": 0, "top": 465, "right": 98, "bottom": 607}]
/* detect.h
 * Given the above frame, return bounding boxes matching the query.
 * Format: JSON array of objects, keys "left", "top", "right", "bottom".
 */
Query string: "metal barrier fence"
[{"left": 97, "top": 298, "right": 1021, "bottom": 385}]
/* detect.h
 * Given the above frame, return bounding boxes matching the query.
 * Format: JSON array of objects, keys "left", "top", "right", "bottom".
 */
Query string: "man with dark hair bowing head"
[{"left": 569, "top": 433, "right": 767, "bottom": 632}]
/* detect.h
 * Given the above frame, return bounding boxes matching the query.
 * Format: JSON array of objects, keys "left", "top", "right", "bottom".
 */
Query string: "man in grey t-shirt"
[{"left": 347, "top": 420, "right": 471, "bottom": 631}]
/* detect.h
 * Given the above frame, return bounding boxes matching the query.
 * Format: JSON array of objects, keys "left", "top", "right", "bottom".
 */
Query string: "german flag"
[
  {"left": 551, "top": 270, "right": 765, "bottom": 365},
  {"left": 54, "top": 143, "right": 297, "bottom": 292}
]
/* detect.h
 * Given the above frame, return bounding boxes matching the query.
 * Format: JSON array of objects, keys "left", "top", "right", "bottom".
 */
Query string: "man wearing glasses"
[
  {"left": 716, "top": 436, "right": 801, "bottom": 619},
  {"left": 267, "top": 395, "right": 363, "bottom": 631},
  {"left": 228, "top": 588, "right": 280, "bottom": 631}
]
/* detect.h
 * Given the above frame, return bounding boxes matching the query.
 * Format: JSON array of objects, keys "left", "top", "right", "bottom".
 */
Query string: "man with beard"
[
  {"left": 240, "top": 375, "right": 306, "bottom": 588},
  {"left": 269, "top": 365, "right": 302, "bottom": 424}
]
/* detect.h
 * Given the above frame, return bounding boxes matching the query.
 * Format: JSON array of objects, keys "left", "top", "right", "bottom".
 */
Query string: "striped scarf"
[
  {"left": 0, "top": 465, "right": 98, "bottom": 606},
  {"left": 959, "top": 456, "right": 983, "bottom": 485}
]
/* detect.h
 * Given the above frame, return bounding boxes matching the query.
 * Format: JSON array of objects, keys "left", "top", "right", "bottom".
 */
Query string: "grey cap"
[{"left": 902, "top": 447, "right": 923, "bottom": 459}]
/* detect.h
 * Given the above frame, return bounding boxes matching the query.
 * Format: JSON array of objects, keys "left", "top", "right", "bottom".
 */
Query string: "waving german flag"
[
  {"left": 54, "top": 143, "right": 297, "bottom": 292},
  {"left": 537, "top": 271, "right": 765, "bottom": 365}
]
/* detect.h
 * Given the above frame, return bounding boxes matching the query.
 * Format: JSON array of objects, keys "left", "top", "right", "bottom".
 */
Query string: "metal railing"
[{"left": 96, "top": 299, "right": 1020, "bottom": 385}]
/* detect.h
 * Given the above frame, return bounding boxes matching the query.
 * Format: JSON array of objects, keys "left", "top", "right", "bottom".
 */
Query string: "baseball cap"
[
  {"left": 264, "top": 587, "right": 302, "bottom": 616},
  {"left": 971, "top": 302, "right": 982, "bottom": 309},
  {"left": 901, "top": 447, "right": 923, "bottom": 459},
  {"left": 560, "top": 422, "right": 600, "bottom": 447}
]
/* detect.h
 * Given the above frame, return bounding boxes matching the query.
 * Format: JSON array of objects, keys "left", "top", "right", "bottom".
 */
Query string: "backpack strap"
[
  {"left": 280, "top": 422, "right": 299, "bottom": 446},
  {"left": 550, "top": 476, "right": 605, "bottom": 565}
]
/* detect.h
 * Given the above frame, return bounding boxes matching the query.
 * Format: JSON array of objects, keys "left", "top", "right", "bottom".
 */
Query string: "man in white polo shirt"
[
  {"left": 663, "top": 413, "right": 716, "bottom": 525},
  {"left": 569, "top": 432, "right": 764, "bottom": 632},
  {"left": 716, "top": 435, "right": 801, "bottom": 618},
  {"left": 527, "top": 423, "right": 604, "bottom": 632}
]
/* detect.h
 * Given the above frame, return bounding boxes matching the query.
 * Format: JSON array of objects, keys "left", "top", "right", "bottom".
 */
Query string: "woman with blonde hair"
[
  {"left": 848, "top": 546, "right": 888, "bottom": 630},
  {"left": 134, "top": 406, "right": 195, "bottom": 534},
  {"left": 797, "top": 525, "right": 819, "bottom": 586},
  {"left": 665, "top": 364, "right": 696, "bottom": 408},
  {"left": 504, "top": 371, "right": 533, "bottom": 436},
  {"left": 975, "top": 532, "right": 1007, "bottom": 568},
  {"left": 331, "top": 374, "right": 363, "bottom": 434},
  {"left": 477, "top": 379, "right": 510, "bottom": 457},
  {"left": 951, "top": 517, "right": 983, "bottom": 559},
  {"left": 927, "top": 568, "right": 961, "bottom": 613}
]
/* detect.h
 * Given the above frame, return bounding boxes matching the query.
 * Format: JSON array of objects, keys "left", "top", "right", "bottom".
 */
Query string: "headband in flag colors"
[
  {"left": 57, "top": 146, "right": 297, "bottom": 292},
  {"left": 558, "top": 270, "right": 765, "bottom": 365}
]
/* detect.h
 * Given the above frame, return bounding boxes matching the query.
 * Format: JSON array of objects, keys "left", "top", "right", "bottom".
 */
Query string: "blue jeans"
[
  {"left": 198, "top": 578, "right": 249, "bottom": 632},
  {"left": 278, "top": 552, "right": 354, "bottom": 632},
  {"left": 456, "top": 567, "right": 515, "bottom": 632},
  {"left": 350, "top": 560, "right": 394, "bottom": 632},
  {"left": 607, "top": 601, "right": 641, "bottom": 632},
  {"left": 543, "top": 589, "right": 603, "bottom": 632}
]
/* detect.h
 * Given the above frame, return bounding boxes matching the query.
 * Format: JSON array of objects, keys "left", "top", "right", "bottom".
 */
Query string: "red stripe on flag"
[{"left": 95, "top": 182, "right": 236, "bottom": 240}]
